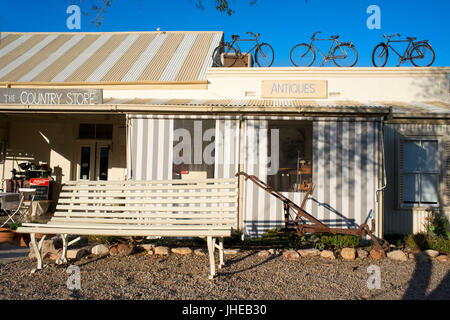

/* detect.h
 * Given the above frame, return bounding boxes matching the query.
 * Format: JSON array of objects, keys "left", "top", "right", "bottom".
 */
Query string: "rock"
[
  {"left": 258, "top": 250, "right": 271, "bottom": 258},
  {"left": 387, "top": 250, "right": 408, "bottom": 262},
  {"left": 435, "top": 255, "right": 449, "bottom": 263},
  {"left": 194, "top": 249, "right": 206, "bottom": 256},
  {"left": 340, "top": 248, "right": 356, "bottom": 260},
  {"left": 409, "top": 253, "right": 431, "bottom": 263},
  {"left": 224, "top": 249, "right": 240, "bottom": 255},
  {"left": 28, "top": 239, "right": 58, "bottom": 259},
  {"left": 49, "top": 250, "right": 63, "bottom": 261},
  {"left": 110, "top": 243, "right": 135, "bottom": 256},
  {"left": 320, "top": 250, "right": 336, "bottom": 260},
  {"left": 147, "top": 250, "right": 154, "bottom": 255},
  {"left": 283, "top": 250, "right": 300, "bottom": 260},
  {"left": 154, "top": 246, "right": 170, "bottom": 255},
  {"left": 90, "top": 244, "right": 110, "bottom": 256},
  {"left": 171, "top": 247, "right": 192, "bottom": 255},
  {"left": 423, "top": 249, "right": 439, "bottom": 258},
  {"left": 370, "top": 249, "right": 386, "bottom": 260},
  {"left": 357, "top": 249, "right": 369, "bottom": 259},
  {"left": 139, "top": 244, "right": 156, "bottom": 252},
  {"left": 67, "top": 248, "right": 88, "bottom": 260},
  {"left": 268, "top": 248, "right": 280, "bottom": 255},
  {"left": 297, "top": 248, "right": 320, "bottom": 257}
]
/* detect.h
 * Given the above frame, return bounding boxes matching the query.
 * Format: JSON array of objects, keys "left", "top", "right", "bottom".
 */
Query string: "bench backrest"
[{"left": 51, "top": 177, "right": 239, "bottom": 230}]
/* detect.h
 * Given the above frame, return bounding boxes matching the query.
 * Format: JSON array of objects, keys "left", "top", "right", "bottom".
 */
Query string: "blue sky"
[{"left": 0, "top": 0, "right": 449, "bottom": 67}]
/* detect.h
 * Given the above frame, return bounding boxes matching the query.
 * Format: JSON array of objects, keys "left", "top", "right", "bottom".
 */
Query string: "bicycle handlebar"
[
  {"left": 312, "top": 31, "right": 322, "bottom": 39},
  {"left": 246, "top": 31, "right": 260, "bottom": 38},
  {"left": 383, "top": 33, "right": 400, "bottom": 38}
]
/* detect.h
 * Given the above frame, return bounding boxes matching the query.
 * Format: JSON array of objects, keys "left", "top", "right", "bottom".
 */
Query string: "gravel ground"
[{"left": 0, "top": 248, "right": 449, "bottom": 300}]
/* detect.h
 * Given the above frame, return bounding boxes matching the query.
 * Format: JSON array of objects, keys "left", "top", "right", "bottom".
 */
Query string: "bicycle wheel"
[
  {"left": 372, "top": 43, "right": 388, "bottom": 67},
  {"left": 255, "top": 43, "right": 274, "bottom": 67},
  {"left": 410, "top": 43, "right": 435, "bottom": 67},
  {"left": 332, "top": 43, "right": 358, "bottom": 67},
  {"left": 290, "top": 43, "right": 315, "bottom": 67},
  {"left": 212, "top": 43, "right": 237, "bottom": 67}
]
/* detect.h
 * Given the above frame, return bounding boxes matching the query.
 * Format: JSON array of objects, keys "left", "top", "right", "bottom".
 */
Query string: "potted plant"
[{"left": 9, "top": 222, "right": 30, "bottom": 247}]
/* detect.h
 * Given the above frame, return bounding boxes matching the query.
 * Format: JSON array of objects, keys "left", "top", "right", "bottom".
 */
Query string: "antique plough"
[{"left": 236, "top": 171, "right": 388, "bottom": 251}]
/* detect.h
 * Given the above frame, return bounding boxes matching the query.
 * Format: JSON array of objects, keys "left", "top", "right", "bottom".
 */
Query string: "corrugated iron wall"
[{"left": 383, "top": 122, "right": 450, "bottom": 235}]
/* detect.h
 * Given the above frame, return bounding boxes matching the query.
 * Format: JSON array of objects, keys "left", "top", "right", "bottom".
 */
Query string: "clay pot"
[{"left": 0, "top": 228, "right": 16, "bottom": 244}]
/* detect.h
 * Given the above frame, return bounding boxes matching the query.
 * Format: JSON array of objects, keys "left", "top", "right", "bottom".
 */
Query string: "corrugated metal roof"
[
  {"left": 0, "top": 31, "right": 223, "bottom": 83},
  {"left": 101, "top": 97, "right": 450, "bottom": 116}
]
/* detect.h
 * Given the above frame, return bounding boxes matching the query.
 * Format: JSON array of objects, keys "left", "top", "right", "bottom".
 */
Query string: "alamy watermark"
[
  {"left": 366, "top": 5, "right": 381, "bottom": 30},
  {"left": 66, "top": 5, "right": 81, "bottom": 30},
  {"left": 66, "top": 265, "right": 81, "bottom": 290},
  {"left": 366, "top": 265, "right": 381, "bottom": 290}
]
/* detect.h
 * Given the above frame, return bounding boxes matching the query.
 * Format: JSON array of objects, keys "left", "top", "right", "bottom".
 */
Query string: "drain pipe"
[{"left": 375, "top": 120, "right": 387, "bottom": 238}]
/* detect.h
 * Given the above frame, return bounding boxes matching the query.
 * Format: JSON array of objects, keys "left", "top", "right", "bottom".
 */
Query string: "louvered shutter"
[
  {"left": 446, "top": 140, "right": 450, "bottom": 207},
  {"left": 398, "top": 139, "right": 404, "bottom": 208}
]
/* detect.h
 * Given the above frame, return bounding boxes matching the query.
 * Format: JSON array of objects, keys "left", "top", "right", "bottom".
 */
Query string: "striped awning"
[{"left": 0, "top": 31, "right": 222, "bottom": 83}]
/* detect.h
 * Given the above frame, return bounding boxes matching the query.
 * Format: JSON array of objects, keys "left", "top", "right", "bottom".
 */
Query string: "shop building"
[{"left": 0, "top": 31, "right": 449, "bottom": 237}]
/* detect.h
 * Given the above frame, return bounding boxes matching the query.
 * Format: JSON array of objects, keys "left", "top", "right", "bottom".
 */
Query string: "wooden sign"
[
  {"left": 261, "top": 80, "right": 327, "bottom": 99},
  {"left": 0, "top": 88, "right": 103, "bottom": 105}
]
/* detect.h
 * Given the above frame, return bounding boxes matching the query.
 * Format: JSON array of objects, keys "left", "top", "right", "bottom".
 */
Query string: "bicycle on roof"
[
  {"left": 212, "top": 32, "right": 274, "bottom": 67},
  {"left": 290, "top": 31, "right": 358, "bottom": 67},
  {"left": 372, "top": 33, "right": 435, "bottom": 67}
]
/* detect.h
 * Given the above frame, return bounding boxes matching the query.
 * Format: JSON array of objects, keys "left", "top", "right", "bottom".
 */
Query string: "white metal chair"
[{"left": 0, "top": 188, "right": 36, "bottom": 227}]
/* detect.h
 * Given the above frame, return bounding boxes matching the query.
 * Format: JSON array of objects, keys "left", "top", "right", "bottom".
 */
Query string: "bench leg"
[
  {"left": 57, "top": 234, "right": 68, "bottom": 265},
  {"left": 217, "top": 237, "right": 225, "bottom": 269},
  {"left": 206, "top": 236, "right": 216, "bottom": 279},
  {"left": 30, "top": 233, "right": 47, "bottom": 273}
]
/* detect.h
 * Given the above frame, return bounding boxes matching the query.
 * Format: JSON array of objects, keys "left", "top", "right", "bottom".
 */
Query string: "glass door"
[{"left": 76, "top": 141, "right": 111, "bottom": 181}]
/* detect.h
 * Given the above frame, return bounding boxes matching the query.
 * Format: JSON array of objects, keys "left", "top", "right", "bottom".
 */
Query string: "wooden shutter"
[
  {"left": 398, "top": 139, "right": 404, "bottom": 208},
  {"left": 446, "top": 140, "right": 450, "bottom": 207}
]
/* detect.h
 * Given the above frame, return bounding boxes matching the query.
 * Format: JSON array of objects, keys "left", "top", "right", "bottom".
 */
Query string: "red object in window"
[
  {"left": 181, "top": 170, "right": 189, "bottom": 174},
  {"left": 30, "top": 178, "right": 50, "bottom": 186}
]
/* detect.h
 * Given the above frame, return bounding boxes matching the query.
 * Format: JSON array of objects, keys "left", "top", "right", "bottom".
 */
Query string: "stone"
[
  {"left": 409, "top": 253, "right": 431, "bottom": 263},
  {"left": 297, "top": 248, "right": 320, "bottom": 257},
  {"left": 66, "top": 248, "right": 88, "bottom": 260},
  {"left": 370, "top": 249, "right": 386, "bottom": 260},
  {"left": 154, "top": 246, "right": 170, "bottom": 255},
  {"left": 171, "top": 247, "right": 192, "bottom": 255},
  {"left": 90, "top": 244, "right": 110, "bottom": 256},
  {"left": 258, "top": 250, "right": 271, "bottom": 258},
  {"left": 139, "top": 244, "right": 156, "bottom": 252},
  {"left": 194, "top": 249, "right": 206, "bottom": 256},
  {"left": 268, "top": 248, "right": 280, "bottom": 255},
  {"left": 357, "top": 249, "right": 369, "bottom": 259},
  {"left": 28, "top": 239, "right": 58, "bottom": 259},
  {"left": 110, "top": 243, "right": 135, "bottom": 256},
  {"left": 224, "top": 249, "right": 240, "bottom": 255},
  {"left": 49, "top": 250, "right": 63, "bottom": 261},
  {"left": 387, "top": 250, "right": 408, "bottom": 262},
  {"left": 283, "top": 250, "right": 300, "bottom": 260},
  {"left": 423, "top": 249, "right": 439, "bottom": 258},
  {"left": 435, "top": 255, "right": 449, "bottom": 263},
  {"left": 340, "top": 248, "right": 356, "bottom": 260},
  {"left": 320, "top": 250, "right": 336, "bottom": 260}
]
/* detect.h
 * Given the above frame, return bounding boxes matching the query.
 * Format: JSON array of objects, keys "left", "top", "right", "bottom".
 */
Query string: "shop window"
[
  {"left": 79, "top": 124, "right": 112, "bottom": 140},
  {"left": 400, "top": 139, "right": 440, "bottom": 206},
  {"left": 267, "top": 120, "right": 313, "bottom": 192},
  {"left": 172, "top": 119, "right": 215, "bottom": 179}
]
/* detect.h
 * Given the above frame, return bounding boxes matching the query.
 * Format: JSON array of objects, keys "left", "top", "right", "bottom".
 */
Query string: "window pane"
[
  {"left": 96, "top": 124, "right": 113, "bottom": 139},
  {"left": 80, "top": 146, "right": 91, "bottom": 180},
  {"left": 421, "top": 141, "right": 438, "bottom": 172},
  {"left": 99, "top": 147, "right": 109, "bottom": 181},
  {"left": 403, "top": 140, "right": 421, "bottom": 172},
  {"left": 79, "top": 124, "right": 95, "bottom": 139},
  {"left": 420, "top": 174, "right": 438, "bottom": 203},
  {"left": 403, "top": 173, "right": 419, "bottom": 203}
]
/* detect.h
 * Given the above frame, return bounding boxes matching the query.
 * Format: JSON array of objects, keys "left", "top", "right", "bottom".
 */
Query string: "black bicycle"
[
  {"left": 372, "top": 33, "right": 435, "bottom": 67},
  {"left": 290, "top": 31, "right": 358, "bottom": 67},
  {"left": 212, "top": 32, "right": 274, "bottom": 67}
]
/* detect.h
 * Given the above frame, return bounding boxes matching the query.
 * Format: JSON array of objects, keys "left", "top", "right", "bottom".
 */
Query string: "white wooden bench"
[{"left": 16, "top": 177, "right": 238, "bottom": 279}]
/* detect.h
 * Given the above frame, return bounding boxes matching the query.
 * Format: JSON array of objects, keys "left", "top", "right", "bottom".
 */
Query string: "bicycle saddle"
[
  {"left": 331, "top": 35, "right": 339, "bottom": 39},
  {"left": 406, "top": 37, "right": 417, "bottom": 41},
  {"left": 231, "top": 35, "right": 240, "bottom": 40}
]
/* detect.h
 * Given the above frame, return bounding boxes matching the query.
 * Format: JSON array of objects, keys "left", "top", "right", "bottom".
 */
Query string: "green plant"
[
  {"left": 9, "top": 222, "right": 22, "bottom": 231},
  {"left": 424, "top": 211, "right": 450, "bottom": 239},
  {"left": 88, "top": 235, "right": 116, "bottom": 245},
  {"left": 384, "top": 233, "right": 407, "bottom": 247},
  {"left": 318, "top": 234, "right": 359, "bottom": 249},
  {"left": 405, "top": 232, "right": 450, "bottom": 253}
]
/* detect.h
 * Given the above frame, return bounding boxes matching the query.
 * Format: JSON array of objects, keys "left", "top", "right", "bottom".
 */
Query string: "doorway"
[{"left": 77, "top": 141, "right": 111, "bottom": 181}]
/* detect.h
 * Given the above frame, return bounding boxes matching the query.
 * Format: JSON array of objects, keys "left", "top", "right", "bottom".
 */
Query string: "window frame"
[{"left": 399, "top": 137, "right": 441, "bottom": 208}]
